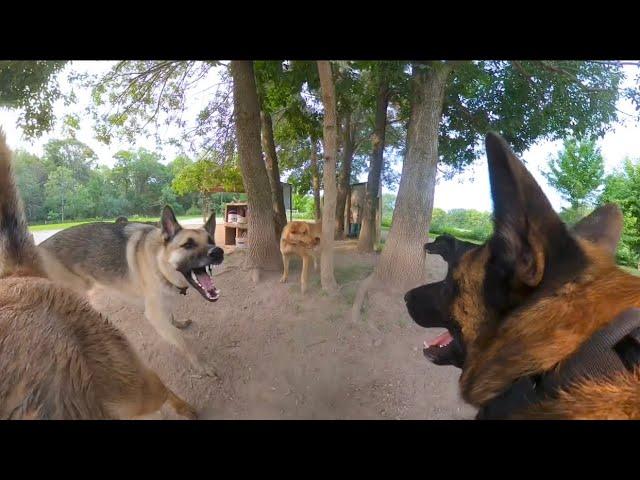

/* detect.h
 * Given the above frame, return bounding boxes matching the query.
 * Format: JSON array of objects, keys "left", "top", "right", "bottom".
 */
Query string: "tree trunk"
[
  {"left": 373, "top": 63, "right": 452, "bottom": 290},
  {"left": 230, "top": 61, "right": 282, "bottom": 279},
  {"left": 358, "top": 75, "right": 390, "bottom": 252},
  {"left": 317, "top": 61, "right": 339, "bottom": 293},
  {"left": 260, "top": 109, "right": 288, "bottom": 238},
  {"left": 201, "top": 192, "right": 208, "bottom": 224},
  {"left": 335, "top": 109, "right": 355, "bottom": 239},
  {"left": 310, "top": 137, "right": 322, "bottom": 222}
]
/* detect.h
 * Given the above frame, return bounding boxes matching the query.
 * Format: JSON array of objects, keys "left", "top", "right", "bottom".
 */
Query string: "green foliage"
[
  {"left": 382, "top": 195, "right": 493, "bottom": 242},
  {"left": 429, "top": 208, "right": 493, "bottom": 242},
  {"left": 171, "top": 155, "right": 244, "bottom": 196},
  {"left": 600, "top": 158, "right": 640, "bottom": 266},
  {"left": 292, "top": 193, "right": 315, "bottom": 218},
  {"left": 381, "top": 193, "right": 396, "bottom": 227},
  {"left": 43, "top": 138, "right": 97, "bottom": 184},
  {"left": 12, "top": 141, "right": 214, "bottom": 223},
  {"left": 13, "top": 150, "right": 48, "bottom": 221},
  {"left": 110, "top": 148, "right": 173, "bottom": 215},
  {"left": 0, "top": 61, "right": 68, "bottom": 137},
  {"left": 542, "top": 138, "right": 605, "bottom": 208},
  {"left": 438, "top": 61, "right": 622, "bottom": 176},
  {"left": 87, "top": 61, "right": 230, "bottom": 156},
  {"left": 44, "top": 166, "right": 88, "bottom": 221}
]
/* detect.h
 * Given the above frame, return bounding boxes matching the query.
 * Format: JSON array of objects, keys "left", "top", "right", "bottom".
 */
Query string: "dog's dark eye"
[
  {"left": 181, "top": 239, "right": 196, "bottom": 249},
  {"left": 207, "top": 236, "right": 215, "bottom": 245}
]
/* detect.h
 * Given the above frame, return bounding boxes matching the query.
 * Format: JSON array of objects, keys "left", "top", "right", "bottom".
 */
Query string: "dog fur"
[
  {"left": 0, "top": 128, "right": 197, "bottom": 419},
  {"left": 405, "top": 132, "right": 640, "bottom": 419},
  {"left": 38, "top": 207, "right": 224, "bottom": 377},
  {"left": 280, "top": 220, "right": 322, "bottom": 294}
]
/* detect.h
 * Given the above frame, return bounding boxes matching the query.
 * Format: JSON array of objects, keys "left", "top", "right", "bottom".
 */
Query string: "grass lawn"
[{"left": 28, "top": 215, "right": 202, "bottom": 232}]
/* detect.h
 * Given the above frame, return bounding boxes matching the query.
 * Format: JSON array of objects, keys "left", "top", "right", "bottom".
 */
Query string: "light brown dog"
[
  {"left": 0, "top": 129, "right": 197, "bottom": 419},
  {"left": 280, "top": 221, "right": 322, "bottom": 294}
]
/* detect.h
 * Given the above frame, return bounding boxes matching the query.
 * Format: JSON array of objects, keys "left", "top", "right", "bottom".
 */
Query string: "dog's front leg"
[
  {"left": 144, "top": 297, "right": 219, "bottom": 379},
  {"left": 280, "top": 253, "right": 291, "bottom": 283}
]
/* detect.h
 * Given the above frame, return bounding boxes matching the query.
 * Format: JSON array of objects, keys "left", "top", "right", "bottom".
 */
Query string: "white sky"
[{"left": 1, "top": 61, "right": 639, "bottom": 213}]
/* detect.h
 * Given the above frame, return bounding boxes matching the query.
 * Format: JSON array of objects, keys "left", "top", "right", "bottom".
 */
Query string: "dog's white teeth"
[{"left": 191, "top": 271, "right": 197, "bottom": 282}]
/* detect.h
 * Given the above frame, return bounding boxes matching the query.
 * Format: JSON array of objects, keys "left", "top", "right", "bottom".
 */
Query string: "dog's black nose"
[{"left": 208, "top": 246, "right": 224, "bottom": 259}]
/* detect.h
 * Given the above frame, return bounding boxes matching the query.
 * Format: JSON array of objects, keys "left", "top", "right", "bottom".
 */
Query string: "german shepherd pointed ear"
[
  {"left": 486, "top": 132, "right": 567, "bottom": 287},
  {"left": 571, "top": 204, "right": 623, "bottom": 256},
  {"left": 160, "top": 205, "right": 182, "bottom": 242},
  {"left": 204, "top": 212, "right": 216, "bottom": 237}
]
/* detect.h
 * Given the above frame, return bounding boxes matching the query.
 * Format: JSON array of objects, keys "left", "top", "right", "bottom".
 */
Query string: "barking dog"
[
  {"left": 280, "top": 220, "right": 322, "bottom": 294},
  {"left": 38, "top": 207, "right": 224, "bottom": 377},
  {"left": 405, "top": 132, "right": 640, "bottom": 419},
  {"left": 0, "top": 128, "right": 197, "bottom": 419}
]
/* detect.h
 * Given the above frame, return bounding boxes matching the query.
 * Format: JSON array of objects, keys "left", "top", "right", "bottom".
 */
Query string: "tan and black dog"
[
  {"left": 405, "top": 132, "right": 640, "bottom": 419},
  {"left": 280, "top": 220, "right": 322, "bottom": 294},
  {"left": 0, "top": 129, "right": 197, "bottom": 419},
  {"left": 38, "top": 206, "right": 224, "bottom": 377}
]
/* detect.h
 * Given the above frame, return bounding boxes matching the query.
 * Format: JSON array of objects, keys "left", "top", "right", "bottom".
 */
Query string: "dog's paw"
[
  {"left": 280, "top": 276, "right": 287, "bottom": 283},
  {"left": 180, "top": 404, "right": 199, "bottom": 420},
  {"left": 171, "top": 317, "right": 193, "bottom": 329}
]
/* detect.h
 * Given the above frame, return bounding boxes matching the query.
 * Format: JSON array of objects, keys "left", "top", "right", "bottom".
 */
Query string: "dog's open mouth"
[
  {"left": 423, "top": 329, "right": 455, "bottom": 365},
  {"left": 184, "top": 264, "right": 220, "bottom": 302}
]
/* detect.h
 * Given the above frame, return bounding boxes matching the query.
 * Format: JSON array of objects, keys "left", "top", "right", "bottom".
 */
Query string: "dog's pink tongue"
[
  {"left": 196, "top": 271, "right": 215, "bottom": 292},
  {"left": 425, "top": 331, "right": 453, "bottom": 348}
]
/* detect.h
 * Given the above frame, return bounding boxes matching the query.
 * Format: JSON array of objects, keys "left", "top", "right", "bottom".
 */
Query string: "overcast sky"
[{"left": 1, "top": 61, "right": 639, "bottom": 213}]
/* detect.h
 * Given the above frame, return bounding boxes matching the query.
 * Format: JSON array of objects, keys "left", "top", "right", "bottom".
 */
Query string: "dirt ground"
[{"left": 88, "top": 231, "right": 476, "bottom": 420}]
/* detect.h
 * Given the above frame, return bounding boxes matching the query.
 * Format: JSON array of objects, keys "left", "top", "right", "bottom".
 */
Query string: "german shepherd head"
[
  {"left": 404, "top": 132, "right": 640, "bottom": 419},
  {"left": 159, "top": 206, "right": 224, "bottom": 302}
]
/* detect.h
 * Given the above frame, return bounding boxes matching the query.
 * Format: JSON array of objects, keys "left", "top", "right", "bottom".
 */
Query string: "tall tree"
[
  {"left": 335, "top": 108, "right": 356, "bottom": 238},
  {"left": 317, "top": 61, "right": 339, "bottom": 293},
  {"left": 13, "top": 150, "right": 48, "bottom": 222},
  {"left": 359, "top": 67, "right": 391, "bottom": 252},
  {"left": 310, "top": 136, "right": 322, "bottom": 221},
  {"left": 42, "top": 138, "right": 97, "bottom": 184},
  {"left": 230, "top": 61, "right": 282, "bottom": 280},
  {"left": 542, "top": 137, "right": 605, "bottom": 209},
  {"left": 375, "top": 60, "right": 623, "bottom": 289},
  {"left": 375, "top": 63, "right": 453, "bottom": 288},
  {"left": 260, "top": 110, "right": 288, "bottom": 237},
  {"left": 44, "top": 166, "right": 78, "bottom": 222},
  {"left": 110, "top": 149, "right": 170, "bottom": 216},
  {"left": 254, "top": 61, "right": 294, "bottom": 238}
]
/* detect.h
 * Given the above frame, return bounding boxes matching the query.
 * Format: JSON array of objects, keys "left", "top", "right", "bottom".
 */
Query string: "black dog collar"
[{"left": 477, "top": 308, "right": 640, "bottom": 419}]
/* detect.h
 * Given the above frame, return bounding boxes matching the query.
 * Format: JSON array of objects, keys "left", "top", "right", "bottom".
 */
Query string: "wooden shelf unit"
[{"left": 223, "top": 202, "right": 248, "bottom": 247}]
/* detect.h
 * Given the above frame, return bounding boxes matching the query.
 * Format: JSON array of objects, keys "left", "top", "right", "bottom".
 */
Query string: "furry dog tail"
[{"left": 0, "top": 128, "right": 44, "bottom": 278}]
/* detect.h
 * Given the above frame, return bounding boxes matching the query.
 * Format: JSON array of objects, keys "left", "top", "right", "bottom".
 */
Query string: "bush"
[
  {"left": 186, "top": 205, "right": 201, "bottom": 216},
  {"left": 428, "top": 208, "right": 493, "bottom": 243},
  {"left": 293, "top": 193, "right": 315, "bottom": 218}
]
